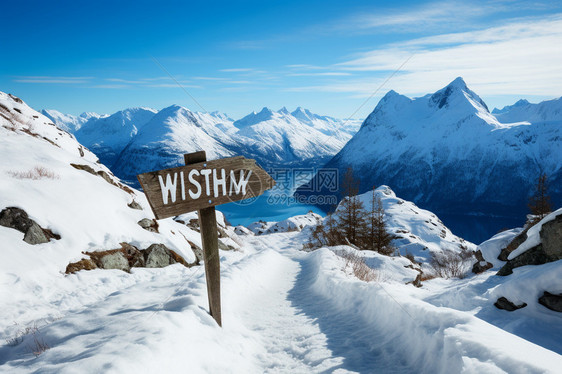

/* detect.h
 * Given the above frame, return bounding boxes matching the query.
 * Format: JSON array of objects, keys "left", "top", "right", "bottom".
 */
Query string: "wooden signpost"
[{"left": 137, "top": 151, "right": 275, "bottom": 326}]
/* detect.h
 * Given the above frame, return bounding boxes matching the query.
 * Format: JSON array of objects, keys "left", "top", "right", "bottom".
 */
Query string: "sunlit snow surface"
[{"left": 1, "top": 92, "right": 561, "bottom": 373}]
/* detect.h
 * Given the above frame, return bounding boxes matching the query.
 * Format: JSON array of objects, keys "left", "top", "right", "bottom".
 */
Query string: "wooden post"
[{"left": 184, "top": 151, "right": 222, "bottom": 327}]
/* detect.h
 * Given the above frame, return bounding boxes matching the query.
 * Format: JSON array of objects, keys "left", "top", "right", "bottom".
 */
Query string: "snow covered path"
[
  {"left": 1, "top": 231, "right": 561, "bottom": 373},
  {"left": 233, "top": 234, "right": 412, "bottom": 374}
]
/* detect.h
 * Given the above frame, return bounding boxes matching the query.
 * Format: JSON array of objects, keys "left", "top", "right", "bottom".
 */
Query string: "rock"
[
  {"left": 138, "top": 218, "right": 159, "bottom": 233},
  {"left": 498, "top": 228, "right": 528, "bottom": 261},
  {"left": 65, "top": 243, "right": 195, "bottom": 274},
  {"left": 494, "top": 297, "right": 527, "bottom": 311},
  {"left": 498, "top": 213, "right": 562, "bottom": 275},
  {"left": 70, "top": 163, "right": 134, "bottom": 195},
  {"left": 538, "top": 291, "right": 562, "bottom": 312},
  {"left": 472, "top": 261, "right": 493, "bottom": 274},
  {"left": 23, "top": 222, "right": 49, "bottom": 245},
  {"left": 65, "top": 258, "right": 97, "bottom": 274},
  {"left": 472, "top": 250, "right": 493, "bottom": 274},
  {"left": 0, "top": 207, "right": 33, "bottom": 233},
  {"left": 120, "top": 242, "right": 145, "bottom": 267},
  {"left": 0, "top": 207, "right": 58, "bottom": 245},
  {"left": 540, "top": 214, "right": 562, "bottom": 260},
  {"left": 86, "top": 249, "right": 130, "bottom": 272},
  {"left": 127, "top": 200, "right": 143, "bottom": 210},
  {"left": 187, "top": 240, "right": 203, "bottom": 264},
  {"left": 99, "top": 251, "right": 130, "bottom": 271},
  {"left": 144, "top": 243, "right": 189, "bottom": 268}
]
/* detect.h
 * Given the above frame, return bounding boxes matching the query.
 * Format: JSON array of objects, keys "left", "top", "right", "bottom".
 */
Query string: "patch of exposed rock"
[
  {"left": 498, "top": 213, "right": 562, "bottom": 276},
  {"left": 65, "top": 242, "right": 195, "bottom": 274},
  {"left": 127, "top": 200, "right": 143, "bottom": 210},
  {"left": 0, "top": 207, "right": 60, "bottom": 245},
  {"left": 472, "top": 250, "right": 493, "bottom": 274},
  {"left": 538, "top": 291, "right": 562, "bottom": 312},
  {"left": 70, "top": 163, "right": 134, "bottom": 194},
  {"left": 494, "top": 297, "right": 527, "bottom": 311},
  {"left": 138, "top": 218, "right": 159, "bottom": 233}
]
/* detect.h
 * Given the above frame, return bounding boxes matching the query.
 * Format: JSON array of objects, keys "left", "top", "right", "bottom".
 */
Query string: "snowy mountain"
[
  {"left": 1, "top": 90, "right": 561, "bottom": 372},
  {"left": 291, "top": 106, "right": 360, "bottom": 136},
  {"left": 338, "top": 185, "right": 475, "bottom": 262},
  {"left": 299, "top": 77, "right": 562, "bottom": 217},
  {"left": 40, "top": 109, "right": 107, "bottom": 132},
  {"left": 111, "top": 105, "right": 236, "bottom": 182},
  {"left": 234, "top": 107, "right": 352, "bottom": 166},
  {"left": 493, "top": 96, "right": 562, "bottom": 124},
  {"left": 73, "top": 107, "right": 158, "bottom": 167}
]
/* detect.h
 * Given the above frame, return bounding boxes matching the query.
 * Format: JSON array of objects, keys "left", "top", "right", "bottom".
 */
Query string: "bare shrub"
[
  {"left": 5, "top": 323, "right": 50, "bottom": 357},
  {"left": 430, "top": 248, "right": 474, "bottom": 279},
  {"left": 337, "top": 250, "right": 379, "bottom": 282},
  {"left": 8, "top": 166, "right": 59, "bottom": 180}
]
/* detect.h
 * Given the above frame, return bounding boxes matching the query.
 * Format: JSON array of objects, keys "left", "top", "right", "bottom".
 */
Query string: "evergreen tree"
[
  {"left": 338, "top": 167, "right": 368, "bottom": 247},
  {"left": 528, "top": 173, "right": 552, "bottom": 220},
  {"left": 365, "top": 188, "right": 393, "bottom": 254}
]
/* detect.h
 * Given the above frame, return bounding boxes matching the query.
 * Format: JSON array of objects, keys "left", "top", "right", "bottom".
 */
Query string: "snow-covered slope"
[
  {"left": 493, "top": 97, "right": 562, "bottom": 124},
  {"left": 73, "top": 107, "right": 157, "bottom": 167},
  {"left": 335, "top": 185, "right": 476, "bottom": 262},
  {"left": 301, "top": 77, "right": 562, "bottom": 216},
  {"left": 0, "top": 91, "right": 202, "bottom": 339},
  {"left": 3, "top": 91, "right": 560, "bottom": 372},
  {"left": 40, "top": 109, "right": 106, "bottom": 132},
  {"left": 234, "top": 107, "right": 351, "bottom": 166},
  {"left": 291, "top": 107, "right": 361, "bottom": 136},
  {"left": 111, "top": 105, "right": 236, "bottom": 181}
]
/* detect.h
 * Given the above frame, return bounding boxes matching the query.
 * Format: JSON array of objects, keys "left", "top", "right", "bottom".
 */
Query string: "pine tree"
[
  {"left": 365, "top": 188, "right": 393, "bottom": 254},
  {"left": 338, "top": 167, "right": 368, "bottom": 247},
  {"left": 528, "top": 173, "right": 552, "bottom": 220}
]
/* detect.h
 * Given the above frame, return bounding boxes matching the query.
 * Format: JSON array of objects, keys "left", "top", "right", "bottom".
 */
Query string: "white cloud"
[
  {"left": 291, "top": 15, "right": 562, "bottom": 98},
  {"left": 14, "top": 76, "right": 92, "bottom": 84}
]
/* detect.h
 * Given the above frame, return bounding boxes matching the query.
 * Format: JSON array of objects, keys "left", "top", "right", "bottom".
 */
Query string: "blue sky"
[{"left": 1, "top": 0, "right": 562, "bottom": 119}]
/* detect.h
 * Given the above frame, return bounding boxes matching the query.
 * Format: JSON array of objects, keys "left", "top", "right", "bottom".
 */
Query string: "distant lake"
[
  {"left": 220, "top": 189, "right": 525, "bottom": 245},
  {"left": 438, "top": 214, "right": 525, "bottom": 245},
  {"left": 218, "top": 188, "right": 327, "bottom": 226}
]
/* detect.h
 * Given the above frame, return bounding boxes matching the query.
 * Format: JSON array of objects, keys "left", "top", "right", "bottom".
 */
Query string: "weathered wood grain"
[
  {"left": 184, "top": 152, "right": 222, "bottom": 327},
  {"left": 137, "top": 155, "right": 275, "bottom": 219}
]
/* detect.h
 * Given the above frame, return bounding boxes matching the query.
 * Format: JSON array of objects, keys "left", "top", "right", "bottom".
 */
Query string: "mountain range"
[
  {"left": 297, "top": 77, "right": 562, "bottom": 217},
  {"left": 43, "top": 104, "right": 361, "bottom": 184}
]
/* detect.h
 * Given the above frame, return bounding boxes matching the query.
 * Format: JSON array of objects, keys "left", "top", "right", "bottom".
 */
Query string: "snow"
[
  {"left": 333, "top": 186, "right": 476, "bottom": 263},
  {"left": 40, "top": 109, "right": 107, "bottom": 132},
  {"left": 2, "top": 90, "right": 561, "bottom": 373},
  {"left": 508, "top": 208, "right": 562, "bottom": 259},
  {"left": 306, "top": 77, "right": 562, "bottom": 218},
  {"left": 478, "top": 228, "right": 522, "bottom": 268}
]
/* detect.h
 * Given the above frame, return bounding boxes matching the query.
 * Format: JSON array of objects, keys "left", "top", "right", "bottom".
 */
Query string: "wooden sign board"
[
  {"left": 137, "top": 152, "right": 275, "bottom": 327},
  {"left": 137, "top": 155, "right": 275, "bottom": 220}
]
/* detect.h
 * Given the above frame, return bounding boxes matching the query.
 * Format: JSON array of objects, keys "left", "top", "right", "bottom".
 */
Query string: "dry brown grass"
[
  {"left": 5, "top": 323, "right": 50, "bottom": 357},
  {"left": 8, "top": 166, "right": 59, "bottom": 180},
  {"left": 337, "top": 250, "right": 379, "bottom": 282}
]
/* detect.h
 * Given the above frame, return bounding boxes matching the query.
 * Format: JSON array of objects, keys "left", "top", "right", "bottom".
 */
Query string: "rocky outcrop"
[
  {"left": 0, "top": 207, "right": 60, "bottom": 245},
  {"left": 127, "top": 200, "right": 143, "bottom": 210},
  {"left": 498, "top": 228, "right": 529, "bottom": 261},
  {"left": 472, "top": 249, "right": 493, "bottom": 274},
  {"left": 70, "top": 163, "right": 134, "bottom": 194},
  {"left": 494, "top": 297, "right": 527, "bottom": 311},
  {"left": 65, "top": 242, "right": 194, "bottom": 274},
  {"left": 138, "top": 218, "right": 159, "bottom": 233},
  {"left": 538, "top": 291, "right": 562, "bottom": 312},
  {"left": 498, "top": 214, "right": 562, "bottom": 276}
]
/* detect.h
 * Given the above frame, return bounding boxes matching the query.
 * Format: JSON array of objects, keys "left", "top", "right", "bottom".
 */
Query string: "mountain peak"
[
  {"left": 278, "top": 107, "right": 290, "bottom": 115},
  {"left": 447, "top": 77, "right": 468, "bottom": 90},
  {"left": 429, "top": 77, "right": 488, "bottom": 112}
]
